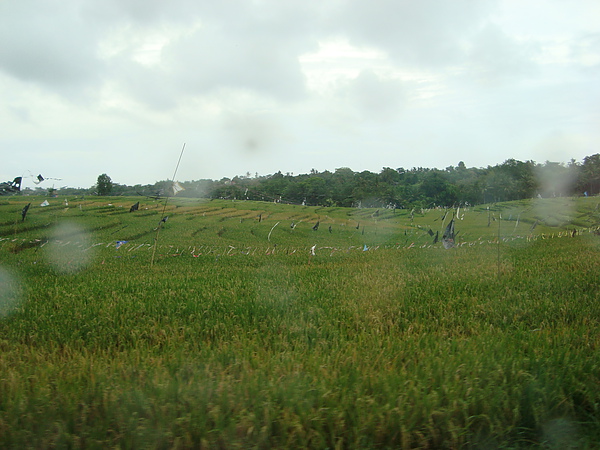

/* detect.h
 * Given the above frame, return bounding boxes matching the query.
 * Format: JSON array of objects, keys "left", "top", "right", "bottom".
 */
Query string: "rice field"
[{"left": 0, "top": 195, "right": 599, "bottom": 448}]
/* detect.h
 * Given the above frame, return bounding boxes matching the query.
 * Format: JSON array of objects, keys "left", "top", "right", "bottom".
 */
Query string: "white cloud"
[{"left": 0, "top": 0, "right": 598, "bottom": 188}]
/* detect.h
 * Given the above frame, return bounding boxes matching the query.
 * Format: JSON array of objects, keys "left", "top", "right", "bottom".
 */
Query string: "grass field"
[{"left": 0, "top": 195, "right": 599, "bottom": 448}]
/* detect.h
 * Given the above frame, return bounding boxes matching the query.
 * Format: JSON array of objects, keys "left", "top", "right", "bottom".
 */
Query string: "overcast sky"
[{"left": 1, "top": 0, "right": 599, "bottom": 189}]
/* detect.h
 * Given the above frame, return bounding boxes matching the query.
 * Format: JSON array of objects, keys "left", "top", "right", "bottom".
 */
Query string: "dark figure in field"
[{"left": 0, "top": 177, "right": 22, "bottom": 195}]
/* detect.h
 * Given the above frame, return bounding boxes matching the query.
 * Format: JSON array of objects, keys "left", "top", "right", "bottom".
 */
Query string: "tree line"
[{"left": 58, "top": 154, "right": 600, "bottom": 208}]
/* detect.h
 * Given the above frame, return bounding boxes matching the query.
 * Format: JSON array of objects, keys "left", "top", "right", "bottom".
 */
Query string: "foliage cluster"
[
  {"left": 47, "top": 153, "right": 600, "bottom": 209},
  {"left": 205, "top": 155, "right": 599, "bottom": 208}
]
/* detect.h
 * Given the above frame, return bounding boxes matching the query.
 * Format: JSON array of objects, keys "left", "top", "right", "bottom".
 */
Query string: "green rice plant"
[{"left": 0, "top": 195, "right": 598, "bottom": 448}]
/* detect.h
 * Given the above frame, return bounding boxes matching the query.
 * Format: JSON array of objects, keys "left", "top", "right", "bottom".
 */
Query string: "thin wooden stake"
[
  {"left": 151, "top": 143, "right": 186, "bottom": 267},
  {"left": 497, "top": 212, "right": 501, "bottom": 278}
]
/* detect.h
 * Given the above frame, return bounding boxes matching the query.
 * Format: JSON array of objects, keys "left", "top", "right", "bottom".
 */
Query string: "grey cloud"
[
  {"left": 105, "top": 52, "right": 179, "bottom": 110},
  {"left": 0, "top": 1, "right": 103, "bottom": 91},
  {"left": 161, "top": 2, "right": 324, "bottom": 102},
  {"left": 344, "top": 69, "right": 405, "bottom": 120},
  {"left": 0, "top": 0, "right": 503, "bottom": 109},
  {"left": 328, "top": 0, "right": 498, "bottom": 67},
  {"left": 81, "top": 0, "right": 198, "bottom": 27},
  {"left": 467, "top": 24, "right": 540, "bottom": 84},
  {"left": 8, "top": 105, "right": 33, "bottom": 124},
  {"left": 162, "top": 27, "right": 308, "bottom": 102},
  {"left": 102, "top": 1, "right": 324, "bottom": 107},
  {"left": 0, "top": 1, "right": 321, "bottom": 106},
  {"left": 221, "top": 111, "right": 286, "bottom": 155}
]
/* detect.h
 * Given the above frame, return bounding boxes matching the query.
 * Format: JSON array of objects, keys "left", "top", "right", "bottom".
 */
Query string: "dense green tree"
[
  {"left": 282, "top": 180, "right": 306, "bottom": 204},
  {"left": 578, "top": 153, "right": 600, "bottom": 195},
  {"left": 96, "top": 173, "right": 113, "bottom": 196},
  {"left": 419, "top": 170, "right": 457, "bottom": 206},
  {"left": 68, "top": 154, "right": 599, "bottom": 207},
  {"left": 484, "top": 159, "right": 536, "bottom": 201},
  {"left": 331, "top": 168, "right": 356, "bottom": 207},
  {"left": 456, "top": 174, "right": 485, "bottom": 205},
  {"left": 262, "top": 172, "right": 288, "bottom": 200},
  {"left": 379, "top": 167, "right": 400, "bottom": 184},
  {"left": 304, "top": 176, "right": 328, "bottom": 206}
]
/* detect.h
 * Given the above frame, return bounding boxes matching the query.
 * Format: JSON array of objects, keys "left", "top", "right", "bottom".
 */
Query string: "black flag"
[
  {"left": 33, "top": 174, "right": 61, "bottom": 184},
  {"left": 21, "top": 203, "right": 31, "bottom": 222},
  {"left": 129, "top": 202, "right": 139, "bottom": 212},
  {"left": 442, "top": 219, "right": 455, "bottom": 249}
]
